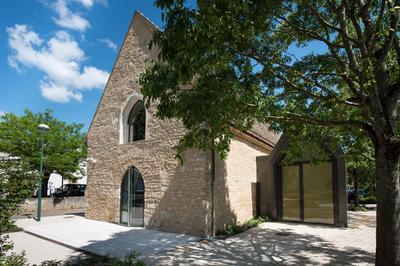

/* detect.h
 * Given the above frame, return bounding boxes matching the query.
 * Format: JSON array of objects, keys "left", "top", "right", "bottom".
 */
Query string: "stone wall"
[
  {"left": 20, "top": 197, "right": 85, "bottom": 212},
  {"left": 86, "top": 11, "right": 275, "bottom": 237},
  {"left": 85, "top": 12, "right": 211, "bottom": 237},
  {"left": 215, "top": 137, "right": 269, "bottom": 231}
]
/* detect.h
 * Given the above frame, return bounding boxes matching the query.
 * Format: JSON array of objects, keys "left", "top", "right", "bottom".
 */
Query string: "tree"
[
  {"left": 0, "top": 159, "right": 36, "bottom": 258},
  {"left": 139, "top": 0, "right": 400, "bottom": 264},
  {"left": 0, "top": 110, "right": 87, "bottom": 191},
  {"left": 344, "top": 133, "right": 375, "bottom": 206}
]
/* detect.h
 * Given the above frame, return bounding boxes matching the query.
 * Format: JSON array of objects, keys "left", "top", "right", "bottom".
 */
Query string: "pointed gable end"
[{"left": 86, "top": 11, "right": 159, "bottom": 145}]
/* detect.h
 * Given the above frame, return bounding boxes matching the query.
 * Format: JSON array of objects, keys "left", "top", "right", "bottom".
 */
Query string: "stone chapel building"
[{"left": 85, "top": 11, "right": 280, "bottom": 237}]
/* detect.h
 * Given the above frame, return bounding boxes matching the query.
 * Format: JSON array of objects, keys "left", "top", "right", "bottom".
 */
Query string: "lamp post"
[{"left": 37, "top": 123, "right": 49, "bottom": 222}]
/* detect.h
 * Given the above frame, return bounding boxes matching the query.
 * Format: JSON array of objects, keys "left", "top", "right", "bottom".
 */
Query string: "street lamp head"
[{"left": 38, "top": 124, "right": 49, "bottom": 131}]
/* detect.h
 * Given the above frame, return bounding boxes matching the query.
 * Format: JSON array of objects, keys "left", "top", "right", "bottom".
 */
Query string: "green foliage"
[
  {"left": 140, "top": 1, "right": 400, "bottom": 162},
  {"left": 0, "top": 251, "right": 27, "bottom": 266},
  {"left": 2, "top": 224, "right": 23, "bottom": 234},
  {"left": 360, "top": 195, "right": 377, "bottom": 205},
  {"left": 348, "top": 205, "right": 368, "bottom": 212},
  {"left": 0, "top": 159, "right": 37, "bottom": 256},
  {"left": 0, "top": 110, "right": 86, "bottom": 260},
  {"left": 245, "top": 216, "right": 268, "bottom": 227},
  {"left": 0, "top": 109, "right": 86, "bottom": 179},
  {"left": 40, "top": 251, "right": 145, "bottom": 266},
  {"left": 140, "top": 1, "right": 399, "bottom": 263},
  {"left": 218, "top": 216, "right": 268, "bottom": 236}
]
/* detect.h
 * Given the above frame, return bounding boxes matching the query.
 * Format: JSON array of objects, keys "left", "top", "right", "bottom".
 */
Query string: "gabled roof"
[
  {"left": 247, "top": 122, "right": 280, "bottom": 147},
  {"left": 231, "top": 122, "right": 280, "bottom": 153},
  {"left": 86, "top": 11, "right": 156, "bottom": 143}
]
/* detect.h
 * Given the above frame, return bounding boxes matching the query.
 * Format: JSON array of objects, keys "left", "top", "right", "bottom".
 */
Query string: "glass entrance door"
[
  {"left": 282, "top": 165, "right": 301, "bottom": 221},
  {"left": 120, "top": 167, "right": 144, "bottom": 226},
  {"left": 303, "top": 162, "right": 334, "bottom": 224},
  {"left": 281, "top": 162, "right": 334, "bottom": 224}
]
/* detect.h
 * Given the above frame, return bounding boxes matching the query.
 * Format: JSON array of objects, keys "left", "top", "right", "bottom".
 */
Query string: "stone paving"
[
  {"left": 12, "top": 211, "right": 376, "bottom": 265},
  {"left": 149, "top": 211, "right": 376, "bottom": 265},
  {"left": 15, "top": 214, "right": 198, "bottom": 262},
  {"left": 8, "top": 231, "right": 83, "bottom": 265}
]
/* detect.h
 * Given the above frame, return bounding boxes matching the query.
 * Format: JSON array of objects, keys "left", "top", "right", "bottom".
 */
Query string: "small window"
[{"left": 127, "top": 100, "right": 146, "bottom": 142}]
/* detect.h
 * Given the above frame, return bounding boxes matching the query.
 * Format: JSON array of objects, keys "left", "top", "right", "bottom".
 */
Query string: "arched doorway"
[{"left": 120, "top": 167, "right": 144, "bottom": 226}]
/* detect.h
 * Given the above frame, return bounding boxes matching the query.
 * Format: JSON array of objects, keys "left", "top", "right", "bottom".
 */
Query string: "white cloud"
[
  {"left": 40, "top": 81, "right": 83, "bottom": 103},
  {"left": 48, "top": 0, "right": 108, "bottom": 32},
  {"left": 73, "top": 0, "right": 108, "bottom": 9},
  {"left": 74, "top": 0, "right": 94, "bottom": 9},
  {"left": 52, "top": 0, "right": 91, "bottom": 32},
  {"left": 0, "top": 110, "right": 6, "bottom": 117},
  {"left": 7, "top": 24, "right": 109, "bottom": 103},
  {"left": 98, "top": 38, "right": 117, "bottom": 52}
]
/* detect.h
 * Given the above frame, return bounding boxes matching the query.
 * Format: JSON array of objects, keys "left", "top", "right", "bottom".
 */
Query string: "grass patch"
[
  {"left": 43, "top": 251, "right": 145, "bottom": 266},
  {"left": 217, "top": 216, "right": 268, "bottom": 237},
  {"left": 2, "top": 251, "right": 146, "bottom": 266},
  {"left": 2, "top": 224, "right": 23, "bottom": 233}
]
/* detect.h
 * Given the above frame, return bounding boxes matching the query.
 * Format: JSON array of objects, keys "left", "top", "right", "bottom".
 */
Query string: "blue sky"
[
  {"left": 0, "top": 0, "right": 164, "bottom": 131},
  {"left": 0, "top": 1, "right": 326, "bottom": 133}
]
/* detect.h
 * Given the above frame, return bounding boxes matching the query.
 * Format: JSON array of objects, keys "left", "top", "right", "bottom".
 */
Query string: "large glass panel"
[
  {"left": 303, "top": 162, "right": 334, "bottom": 224},
  {"left": 120, "top": 167, "right": 144, "bottom": 226},
  {"left": 120, "top": 172, "right": 129, "bottom": 225},
  {"left": 129, "top": 168, "right": 144, "bottom": 226},
  {"left": 127, "top": 101, "right": 145, "bottom": 142},
  {"left": 282, "top": 165, "right": 301, "bottom": 221}
]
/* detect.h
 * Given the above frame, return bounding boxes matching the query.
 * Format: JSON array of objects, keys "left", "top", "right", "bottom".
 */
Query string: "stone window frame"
[{"left": 119, "top": 93, "right": 148, "bottom": 144}]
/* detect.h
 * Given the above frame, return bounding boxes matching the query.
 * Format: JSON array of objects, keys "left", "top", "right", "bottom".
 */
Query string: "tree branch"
[
  {"left": 244, "top": 51, "right": 361, "bottom": 107},
  {"left": 266, "top": 112, "right": 366, "bottom": 128},
  {"left": 394, "top": 35, "right": 400, "bottom": 66},
  {"left": 344, "top": 0, "right": 368, "bottom": 59},
  {"left": 327, "top": 0, "right": 361, "bottom": 76},
  {"left": 379, "top": 0, "right": 400, "bottom": 64},
  {"left": 375, "top": 0, "right": 387, "bottom": 32},
  {"left": 305, "top": 0, "right": 361, "bottom": 46}
]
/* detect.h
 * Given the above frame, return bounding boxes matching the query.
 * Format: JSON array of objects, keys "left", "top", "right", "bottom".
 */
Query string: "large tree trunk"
[{"left": 375, "top": 144, "right": 400, "bottom": 265}]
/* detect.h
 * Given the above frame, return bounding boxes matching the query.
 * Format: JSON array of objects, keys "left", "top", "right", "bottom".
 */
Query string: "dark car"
[{"left": 54, "top": 184, "right": 86, "bottom": 197}]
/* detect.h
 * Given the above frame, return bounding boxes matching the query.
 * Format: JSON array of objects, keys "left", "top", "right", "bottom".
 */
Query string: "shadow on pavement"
[
  {"left": 73, "top": 228, "right": 197, "bottom": 260},
  {"left": 13, "top": 210, "right": 85, "bottom": 220},
  {"left": 146, "top": 226, "right": 375, "bottom": 265},
  {"left": 53, "top": 223, "right": 375, "bottom": 265}
]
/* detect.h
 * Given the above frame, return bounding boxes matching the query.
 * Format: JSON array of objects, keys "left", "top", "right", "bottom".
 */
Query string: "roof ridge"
[{"left": 134, "top": 10, "right": 161, "bottom": 31}]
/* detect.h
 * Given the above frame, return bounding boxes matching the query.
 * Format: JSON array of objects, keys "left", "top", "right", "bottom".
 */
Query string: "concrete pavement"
[
  {"left": 8, "top": 231, "right": 83, "bottom": 265},
  {"left": 15, "top": 214, "right": 198, "bottom": 263},
  {"left": 149, "top": 211, "right": 376, "bottom": 265},
  {"left": 10, "top": 211, "right": 376, "bottom": 265}
]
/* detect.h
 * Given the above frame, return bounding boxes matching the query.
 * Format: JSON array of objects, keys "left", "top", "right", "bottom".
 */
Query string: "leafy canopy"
[
  {"left": 0, "top": 159, "right": 37, "bottom": 256},
  {"left": 0, "top": 109, "right": 86, "bottom": 178},
  {"left": 140, "top": 0, "right": 400, "bottom": 159}
]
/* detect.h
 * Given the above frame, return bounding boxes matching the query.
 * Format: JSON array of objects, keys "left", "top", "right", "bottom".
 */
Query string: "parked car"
[
  {"left": 54, "top": 184, "right": 86, "bottom": 197},
  {"left": 347, "top": 188, "right": 365, "bottom": 204}
]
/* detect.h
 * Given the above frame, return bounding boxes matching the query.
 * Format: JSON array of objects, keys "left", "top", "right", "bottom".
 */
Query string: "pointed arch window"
[
  {"left": 127, "top": 100, "right": 146, "bottom": 142},
  {"left": 120, "top": 166, "right": 144, "bottom": 226}
]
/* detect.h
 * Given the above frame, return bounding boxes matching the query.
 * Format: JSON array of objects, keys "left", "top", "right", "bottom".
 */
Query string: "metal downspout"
[{"left": 211, "top": 148, "right": 216, "bottom": 237}]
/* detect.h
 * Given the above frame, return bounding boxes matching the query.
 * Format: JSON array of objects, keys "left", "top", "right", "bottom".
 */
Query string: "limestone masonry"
[{"left": 85, "top": 11, "right": 277, "bottom": 237}]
